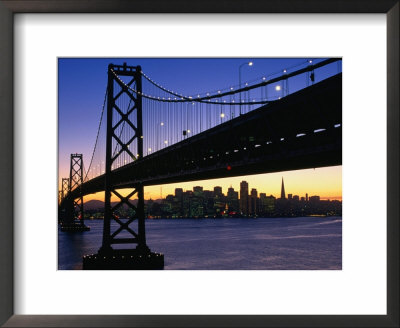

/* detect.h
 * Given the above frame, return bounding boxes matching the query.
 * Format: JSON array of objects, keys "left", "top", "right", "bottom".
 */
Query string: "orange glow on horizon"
[{"left": 76, "top": 166, "right": 342, "bottom": 203}]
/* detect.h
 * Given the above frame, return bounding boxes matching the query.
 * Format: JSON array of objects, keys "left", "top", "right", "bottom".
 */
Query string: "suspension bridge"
[{"left": 58, "top": 58, "right": 342, "bottom": 269}]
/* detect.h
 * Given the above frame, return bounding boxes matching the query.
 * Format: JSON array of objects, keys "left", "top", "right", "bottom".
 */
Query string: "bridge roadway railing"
[{"left": 68, "top": 72, "right": 342, "bottom": 200}]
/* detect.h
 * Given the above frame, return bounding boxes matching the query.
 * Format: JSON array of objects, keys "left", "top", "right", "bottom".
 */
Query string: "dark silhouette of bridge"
[{"left": 58, "top": 58, "right": 342, "bottom": 269}]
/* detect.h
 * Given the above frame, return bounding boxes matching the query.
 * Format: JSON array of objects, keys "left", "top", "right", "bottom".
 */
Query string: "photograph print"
[{"left": 58, "top": 58, "right": 342, "bottom": 270}]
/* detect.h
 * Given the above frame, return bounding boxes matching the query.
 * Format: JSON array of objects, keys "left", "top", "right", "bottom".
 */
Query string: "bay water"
[{"left": 58, "top": 216, "right": 342, "bottom": 270}]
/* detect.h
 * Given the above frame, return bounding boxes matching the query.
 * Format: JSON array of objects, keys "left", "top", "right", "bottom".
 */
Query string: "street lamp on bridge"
[{"left": 239, "top": 61, "right": 253, "bottom": 115}]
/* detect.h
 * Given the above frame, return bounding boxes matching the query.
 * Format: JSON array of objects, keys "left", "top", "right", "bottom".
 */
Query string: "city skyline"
[{"left": 83, "top": 176, "right": 341, "bottom": 219}]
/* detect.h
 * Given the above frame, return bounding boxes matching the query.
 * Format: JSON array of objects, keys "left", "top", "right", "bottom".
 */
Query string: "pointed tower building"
[{"left": 280, "top": 177, "right": 286, "bottom": 199}]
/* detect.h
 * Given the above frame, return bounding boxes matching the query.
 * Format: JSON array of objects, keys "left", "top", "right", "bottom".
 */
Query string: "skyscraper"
[
  {"left": 213, "top": 186, "right": 223, "bottom": 197},
  {"left": 193, "top": 186, "right": 203, "bottom": 193},
  {"left": 250, "top": 188, "right": 258, "bottom": 216},
  {"left": 227, "top": 186, "right": 239, "bottom": 212},
  {"left": 280, "top": 177, "right": 286, "bottom": 199},
  {"left": 240, "top": 181, "right": 249, "bottom": 215},
  {"left": 175, "top": 188, "right": 183, "bottom": 200}
]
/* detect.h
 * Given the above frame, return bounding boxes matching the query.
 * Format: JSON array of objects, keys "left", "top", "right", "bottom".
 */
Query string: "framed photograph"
[{"left": 1, "top": 1, "right": 398, "bottom": 327}]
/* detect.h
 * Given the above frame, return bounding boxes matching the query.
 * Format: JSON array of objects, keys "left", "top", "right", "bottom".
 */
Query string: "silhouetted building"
[
  {"left": 175, "top": 188, "right": 183, "bottom": 200},
  {"left": 281, "top": 177, "right": 286, "bottom": 199},
  {"left": 250, "top": 188, "right": 258, "bottom": 216},
  {"left": 227, "top": 186, "right": 239, "bottom": 212},
  {"left": 260, "top": 193, "right": 276, "bottom": 215},
  {"left": 214, "top": 186, "right": 223, "bottom": 197},
  {"left": 240, "top": 181, "right": 249, "bottom": 215}
]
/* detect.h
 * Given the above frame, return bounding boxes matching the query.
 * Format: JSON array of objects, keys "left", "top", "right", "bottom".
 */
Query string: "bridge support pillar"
[{"left": 83, "top": 63, "right": 163, "bottom": 269}]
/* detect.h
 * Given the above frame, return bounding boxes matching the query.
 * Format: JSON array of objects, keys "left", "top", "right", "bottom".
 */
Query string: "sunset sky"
[
  {"left": 58, "top": 58, "right": 342, "bottom": 202},
  {"left": 81, "top": 166, "right": 342, "bottom": 202}
]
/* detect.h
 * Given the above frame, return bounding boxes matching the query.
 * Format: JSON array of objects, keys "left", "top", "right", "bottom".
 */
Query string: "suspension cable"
[
  {"left": 111, "top": 58, "right": 340, "bottom": 105},
  {"left": 84, "top": 86, "right": 107, "bottom": 181}
]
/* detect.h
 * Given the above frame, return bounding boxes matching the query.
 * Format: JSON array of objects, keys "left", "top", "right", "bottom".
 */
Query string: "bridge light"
[
  {"left": 187, "top": 129, "right": 191, "bottom": 133},
  {"left": 220, "top": 113, "right": 225, "bottom": 118},
  {"left": 283, "top": 69, "right": 287, "bottom": 73},
  {"left": 164, "top": 140, "right": 168, "bottom": 144},
  {"left": 262, "top": 77, "right": 266, "bottom": 80},
  {"left": 248, "top": 61, "right": 253, "bottom": 66},
  {"left": 148, "top": 148, "right": 152, "bottom": 152},
  {"left": 309, "top": 60, "right": 313, "bottom": 64},
  {"left": 275, "top": 85, "right": 281, "bottom": 91}
]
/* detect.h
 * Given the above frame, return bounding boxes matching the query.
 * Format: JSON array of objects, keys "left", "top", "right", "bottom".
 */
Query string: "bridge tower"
[
  {"left": 61, "top": 177, "right": 69, "bottom": 200},
  {"left": 60, "top": 154, "right": 90, "bottom": 232},
  {"left": 69, "top": 154, "right": 85, "bottom": 225},
  {"left": 83, "top": 63, "right": 163, "bottom": 269}
]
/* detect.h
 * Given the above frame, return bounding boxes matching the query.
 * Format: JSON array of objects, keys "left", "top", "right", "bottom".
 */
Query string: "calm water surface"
[{"left": 58, "top": 217, "right": 342, "bottom": 270}]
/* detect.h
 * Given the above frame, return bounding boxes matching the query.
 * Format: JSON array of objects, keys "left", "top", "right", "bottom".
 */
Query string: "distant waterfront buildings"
[
  {"left": 84, "top": 178, "right": 342, "bottom": 219},
  {"left": 142, "top": 177, "right": 341, "bottom": 218}
]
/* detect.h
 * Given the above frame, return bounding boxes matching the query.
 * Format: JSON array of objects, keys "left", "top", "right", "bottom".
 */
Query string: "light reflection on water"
[{"left": 58, "top": 217, "right": 342, "bottom": 270}]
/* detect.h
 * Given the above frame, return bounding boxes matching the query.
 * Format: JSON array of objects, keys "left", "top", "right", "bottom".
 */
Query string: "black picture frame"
[{"left": 0, "top": 1, "right": 398, "bottom": 327}]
